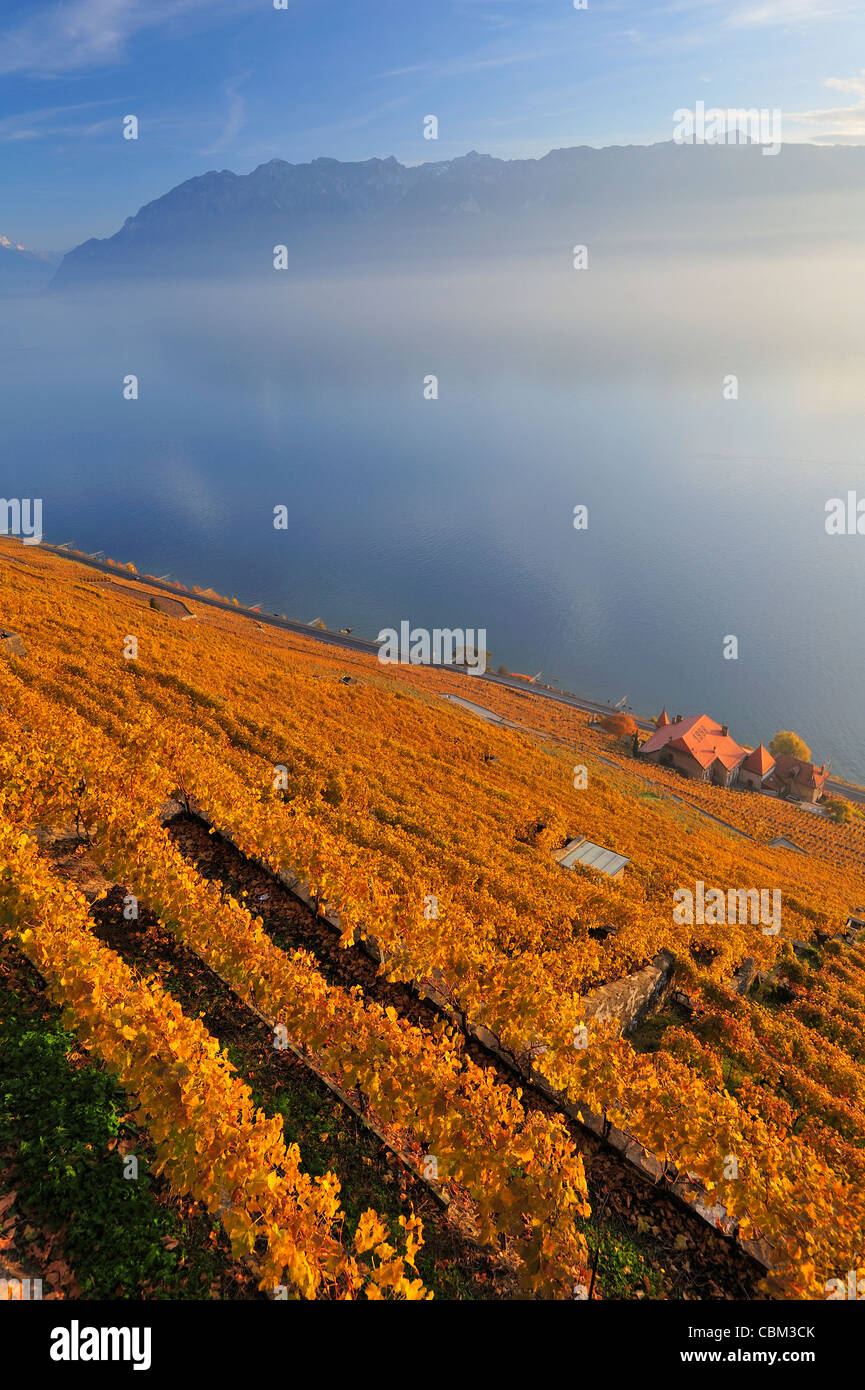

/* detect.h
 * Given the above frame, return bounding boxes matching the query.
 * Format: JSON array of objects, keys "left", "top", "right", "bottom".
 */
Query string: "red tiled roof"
[
  {"left": 641, "top": 714, "right": 747, "bottom": 771},
  {"left": 743, "top": 743, "right": 774, "bottom": 776},
  {"left": 656, "top": 708, "right": 670, "bottom": 727},
  {"left": 641, "top": 713, "right": 702, "bottom": 754},
  {"left": 766, "top": 755, "right": 828, "bottom": 792}
]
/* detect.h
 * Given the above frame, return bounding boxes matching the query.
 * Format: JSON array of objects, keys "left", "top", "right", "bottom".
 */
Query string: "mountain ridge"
[{"left": 49, "top": 140, "right": 865, "bottom": 288}]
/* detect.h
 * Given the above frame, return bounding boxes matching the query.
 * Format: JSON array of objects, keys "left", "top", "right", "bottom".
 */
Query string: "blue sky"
[{"left": 2, "top": 0, "right": 864, "bottom": 251}]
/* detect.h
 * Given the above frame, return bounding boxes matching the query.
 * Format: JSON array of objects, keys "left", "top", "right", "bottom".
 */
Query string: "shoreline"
[{"left": 7, "top": 538, "right": 865, "bottom": 805}]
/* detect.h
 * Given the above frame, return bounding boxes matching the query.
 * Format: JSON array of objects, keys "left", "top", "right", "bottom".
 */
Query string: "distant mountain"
[
  {"left": 50, "top": 142, "right": 865, "bottom": 288},
  {"left": 0, "top": 236, "right": 58, "bottom": 293}
]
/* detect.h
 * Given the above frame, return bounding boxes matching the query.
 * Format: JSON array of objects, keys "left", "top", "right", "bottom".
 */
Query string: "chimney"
[
  {"left": 674, "top": 713, "right": 683, "bottom": 723},
  {"left": 721, "top": 725, "right": 729, "bottom": 737}
]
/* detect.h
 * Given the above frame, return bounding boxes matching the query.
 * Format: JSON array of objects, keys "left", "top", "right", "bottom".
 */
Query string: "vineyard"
[{"left": 2, "top": 537, "right": 865, "bottom": 1301}]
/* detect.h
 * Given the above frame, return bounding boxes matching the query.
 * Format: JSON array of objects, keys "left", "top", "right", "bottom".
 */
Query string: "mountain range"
[{"left": 35, "top": 141, "right": 865, "bottom": 289}]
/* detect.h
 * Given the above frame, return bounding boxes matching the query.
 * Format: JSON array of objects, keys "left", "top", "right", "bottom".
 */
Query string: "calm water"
[{"left": 3, "top": 265, "right": 864, "bottom": 780}]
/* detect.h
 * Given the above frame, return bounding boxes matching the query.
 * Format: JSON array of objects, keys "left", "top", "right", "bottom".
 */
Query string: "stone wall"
[
  {"left": 579, "top": 949, "right": 676, "bottom": 1035},
  {"left": 1, "top": 630, "right": 26, "bottom": 657}
]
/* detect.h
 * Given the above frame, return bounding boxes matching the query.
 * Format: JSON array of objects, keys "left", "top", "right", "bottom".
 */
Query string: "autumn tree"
[
  {"left": 600, "top": 712, "right": 637, "bottom": 739},
  {"left": 770, "top": 731, "right": 812, "bottom": 762}
]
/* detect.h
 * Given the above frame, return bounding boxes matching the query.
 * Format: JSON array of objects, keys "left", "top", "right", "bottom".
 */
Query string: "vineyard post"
[{"left": 73, "top": 776, "right": 92, "bottom": 845}]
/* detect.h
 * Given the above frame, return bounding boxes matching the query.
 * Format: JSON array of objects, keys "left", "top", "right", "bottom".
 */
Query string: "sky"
[{"left": 1, "top": 0, "right": 864, "bottom": 251}]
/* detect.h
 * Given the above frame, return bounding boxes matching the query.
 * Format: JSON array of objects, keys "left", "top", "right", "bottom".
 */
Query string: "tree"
[
  {"left": 600, "top": 712, "right": 637, "bottom": 739},
  {"left": 769, "top": 730, "right": 811, "bottom": 762},
  {"left": 824, "top": 797, "right": 853, "bottom": 825},
  {"left": 463, "top": 644, "right": 492, "bottom": 669}
]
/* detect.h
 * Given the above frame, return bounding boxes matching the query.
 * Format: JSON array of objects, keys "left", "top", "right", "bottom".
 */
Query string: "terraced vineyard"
[{"left": 2, "top": 538, "right": 864, "bottom": 1300}]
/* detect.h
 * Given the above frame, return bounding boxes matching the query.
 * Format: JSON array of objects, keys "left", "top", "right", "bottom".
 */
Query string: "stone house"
[
  {"left": 639, "top": 713, "right": 748, "bottom": 787},
  {"left": 763, "top": 754, "right": 828, "bottom": 804}
]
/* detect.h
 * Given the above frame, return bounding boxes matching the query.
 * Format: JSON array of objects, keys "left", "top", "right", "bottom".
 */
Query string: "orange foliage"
[{"left": 3, "top": 538, "right": 865, "bottom": 1298}]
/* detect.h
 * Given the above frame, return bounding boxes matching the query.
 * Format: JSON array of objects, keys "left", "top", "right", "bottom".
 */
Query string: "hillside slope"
[{"left": 1, "top": 538, "right": 864, "bottom": 1300}]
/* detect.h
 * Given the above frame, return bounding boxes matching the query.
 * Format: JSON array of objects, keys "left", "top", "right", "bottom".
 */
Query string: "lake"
[{"left": 3, "top": 255, "right": 864, "bottom": 779}]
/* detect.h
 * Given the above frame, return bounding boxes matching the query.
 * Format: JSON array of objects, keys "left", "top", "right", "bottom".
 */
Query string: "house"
[
  {"left": 642, "top": 714, "right": 829, "bottom": 802},
  {"left": 639, "top": 714, "right": 748, "bottom": 787},
  {"left": 843, "top": 916, "right": 865, "bottom": 945},
  {"left": 738, "top": 742, "right": 775, "bottom": 790},
  {"left": 553, "top": 836, "right": 630, "bottom": 881},
  {"left": 764, "top": 754, "right": 828, "bottom": 805}
]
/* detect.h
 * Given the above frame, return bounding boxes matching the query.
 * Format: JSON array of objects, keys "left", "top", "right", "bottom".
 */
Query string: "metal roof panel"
[{"left": 559, "top": 838, "right": 630, "bottom": 877}]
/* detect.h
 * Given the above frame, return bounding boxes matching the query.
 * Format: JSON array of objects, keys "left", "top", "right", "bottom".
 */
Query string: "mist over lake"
[{"left": 4, "top": 252, "right": 865, "bottom": 779}]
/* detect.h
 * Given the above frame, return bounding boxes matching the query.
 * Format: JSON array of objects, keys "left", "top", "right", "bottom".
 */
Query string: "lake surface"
[{"left": 3, "top": 261, "right": 864, "bottom": 780}]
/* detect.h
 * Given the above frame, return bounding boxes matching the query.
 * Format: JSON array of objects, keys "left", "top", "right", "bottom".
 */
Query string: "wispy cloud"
[
  {"left": 283, "top": 95, "right": 417, "bottom": 153},
  {"left": 0, "top": 0, "right": 259, "bottom": 77},
  {"left": 662, "top": 0, "right": 852, "bottom": 28},
  {"left": 726, "top": 0, "right": 849, "bottom": 27},
  {"left": 785, "top": 69, "right": 865, "bottom": 141},
  {"left": 380, "top": 46, "right": 551, "bottom": 82},
  {"left": 202, "top": 71, "right": 251, "bottom": 154},
  {"left": 0, "top": 97, "right": 118, "bottom": 142},
  {"left": 825, "top": 72, "right": 865, "bottom": 98}
]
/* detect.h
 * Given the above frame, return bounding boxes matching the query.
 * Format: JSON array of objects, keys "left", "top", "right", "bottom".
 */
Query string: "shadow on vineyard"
[
  {"left": 0, "top": 942, "right": 250, "bottom": 1300},
  {"left": 74, "top": 874, "right": 510, "bottom": 1301}
]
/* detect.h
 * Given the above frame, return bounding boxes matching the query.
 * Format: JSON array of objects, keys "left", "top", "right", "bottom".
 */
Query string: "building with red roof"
[
  {"left": 739, "top": 742, "right": 775, "bottom": 790},
  {"left": 639, "top": 713, "right": 748, "bottom": 787},
  {"left": 764, "top": 754, "right": 829, "bottom": 805},
  {"left": 640, "top": 717, "right": 828, "bottom": 802}
]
